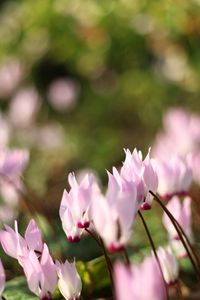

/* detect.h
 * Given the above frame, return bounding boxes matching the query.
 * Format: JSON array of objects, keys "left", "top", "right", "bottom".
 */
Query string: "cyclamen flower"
[
  {"left": 0, "top": 59, "right": 23, "bottom": 97},
  {"left": 56, "top": 260, "right": 82, "bottom": 300},
  {"left": 155, "top": 156, "right": 192, "bottom": 199},
  {"left": 0, "top": 149, "right": 29, "bottom": 207},
  {"left": 152, "top": 108, "right": 200, "bottom": 160},
  {"left": 121, "top": 148, "right": 158, "bottom": 210},
  {"left": 92, "top": 168, "right": 138, "bottom": 252},
  {"left": 0, "top": 260, "right": 5, "bottom": 298},
  {"left": 162, "top": 196, "right": 193, "bottom": 243},
  {"left": 0, "top": 149, "right": 29, "bottom": 224},
  {"left": 169, "top": 239, "right": 188, "bottom": 259},
  {"left": 9, "top": 87, "right": 41, "bottom": 129},
  {"left": 157, "top": 247, "right": 179, "bottom": 285},
  {"left": 114, "top": 256, "right": 165, "bottom": 300},
  {"left": 21, "top": 244, "right": 57, "bottom": 300},
  {"left": 0, "top": 219, "right": 43, "bottom": 264},
  {"left": 0, "top": 149, "right": 29, "bottom": 178},
  {"left": 48, "top": 78, "right": 79, "bottom": 112},
  {"left": 60, "top": 172, "right": 99, "bottom": 242}
]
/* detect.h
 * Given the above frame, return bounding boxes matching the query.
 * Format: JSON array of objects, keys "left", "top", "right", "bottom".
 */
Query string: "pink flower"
[
  {"left": 152, "top": 108, "right": 200, "bottom": 160},
  {"left": 0, "top": 149, "right": 29, "bottom": 178},
  {"left": 162, "top": 196, "right": 193, "bottom": 243},
  {"left": 0, "top": 219, "right": 43, "bottom": 264},
  {"left": 114, "top": 256, "right": 165, "bottom": 300},
  {"left": 24, "top": 219, "right": 43, "bottom": 253},
  {"left": 0, "top": 58, "right": 24, "bottom": 97},
  {"left": 48, "top": 78, "right": 79, "bottom": 112},
  {"left": 91, "top": 168, "right": 138, "bottom": 252},
  {"left": 21, "top": 244, "right": 57, "bottom": 300},
  {"left": 157, "top": 247, "right": 179, "bottom": 285},
  {"left": 155, "top": 156, "right": 192, "bottom": 199},
  {"left": 59, "top": 172, "right": 99, "bottom": 242},
  {"left": 169, "top": 240, "right": 188, "bottom": 259},
  {"left": 0, "top": 260, "right": 5, "bottom": 297},
  {"left": 121, "top": 148, "right": 158, "bottom": 210},
  {"left": 0, "top": 148, "right": 29, "bottom": 208},
  {"left": 9, "top": 87, "right": 41, "bottom": 129},
  {"left": 56, "top": 259, "right": 82, "bottom": 300}
]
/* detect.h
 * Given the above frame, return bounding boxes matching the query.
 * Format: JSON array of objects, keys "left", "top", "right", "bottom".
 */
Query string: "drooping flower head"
[
  {"left": 92, "top": 168, "right": 138, "bottom": 252},
  {"left": 156, "top": 246, "right": 179, "bottom": 285},
  {"left": 121, "top": 148, "right": 158, "bottom": 210},
  {"left": 0, "top": 219, "right": 43, "bottom": 265},
  {"left": 155, "top": 156, "right": 192, "bottom": 200},
  {"left": 21, "top": 244, "right": 57, "bottom": 300},
  {"left": 0, "top": 148, "right": 29, "bottom": 214},
  {"left": 0, "top": 148, "right": 29, "bottom": 179},
  {"left": 152, "top": 107, "right": 200, "bottom": 160},
  {"left": 56, "top": 259, "right": 82, "bottom": 300},
  {"left": 114, "top": 256, "right": 165, "bottom": 300},
  {"left": 162, "top": 196, "right": 193, "bottom": 243},
  {"left": 59, "top": 172, "right": 100, "bottom": 242}
]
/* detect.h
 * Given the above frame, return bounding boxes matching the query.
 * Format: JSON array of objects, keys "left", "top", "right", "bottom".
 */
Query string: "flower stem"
[
  {"left": 138, "top": 211, "right": 169, "bottom": 300},
  {"left": 176, "top": 280, "right": 183, "bottom": 300},
  {"left": 174, "top": 217, "right": 200, "bottom": 268},
  {"left": 123, "top": 248, "right": 130, "bottom": 266},
  {"left": 85, "top": 229, "right": 114, "bottom": 296},
  {"left": 150, "top": 191, "right": 200, "bottom": 279}
]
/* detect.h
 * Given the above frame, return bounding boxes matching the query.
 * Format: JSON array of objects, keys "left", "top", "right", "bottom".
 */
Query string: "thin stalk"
[
  {"left": 138, "top": 211, "right": 169, "bottom": 300},
  {"left": 174, "top": 218, "right": 200, "bottom": 268},
  {"left": 85, "top": 228, "right": 103, "bottom": 249},
  {"left": 85, "top": 229, "right": 114, "bottom": 296},
  {"left": 176, "top": 280, "right": 183, "bottom": 300},
  {"left": 98, "top": 236, "right": 114, "bottom": 273},
  {"left": 123, "top": 248, "right": 130, "bottom": 266},
  {"left": 150, "top": 191, "right": 200, "bottom": 278}
]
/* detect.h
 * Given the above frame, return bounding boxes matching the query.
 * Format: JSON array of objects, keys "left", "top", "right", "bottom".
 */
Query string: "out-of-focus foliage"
[{"left": 1, "top": 0, "right": 200, "bottom": 187}]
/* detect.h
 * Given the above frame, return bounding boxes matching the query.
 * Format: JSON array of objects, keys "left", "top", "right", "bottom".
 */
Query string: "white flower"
[
  {"left": 56, "top": 260, "right": 82, "bottom": 300},
  {"left": 157, "top": 246, "right": 179, "bottom": 285}
]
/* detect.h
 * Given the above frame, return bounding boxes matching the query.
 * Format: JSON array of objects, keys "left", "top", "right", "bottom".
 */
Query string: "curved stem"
[
  {"left": 174, "top": 218, "right": 200, "bottom": 268},
  {"left": 85, "top": 229, "right": 114, "bottom": 296},
  {"left": 85, "top": 228, "right": 103, "bottom": 249},
  {"left": 176, "top": 280, "right": 183, "bottom": 300},
  {"left": 98, "top": 236, "right": 114, "bottom": 273},
  {"left": 138, "top": 211, "right": 169, "bottom": 300},
  {"left": 123, "top": 248, "right": 130, "bottom": 266},
  {"left": 150, "top": 191, "right": 200, "bottom": 278}
]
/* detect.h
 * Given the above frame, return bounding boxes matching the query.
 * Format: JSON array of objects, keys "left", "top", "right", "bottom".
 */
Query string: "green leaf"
[
  {"left": 77, "top": 256, "right": 111, "bottom": 298},
  {"left": 3, "top": 277, "right": 37, "bottom": 300}
]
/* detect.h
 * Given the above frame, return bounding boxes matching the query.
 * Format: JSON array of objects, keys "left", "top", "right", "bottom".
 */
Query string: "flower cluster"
[
  {"left": 0, "top": 143, "right": 197, "bottom": 300},
  {"left": 0, "top": 220, "right": 82, "bottom": 300},
  {"left": 114, "top": 255, "right": 165, "bottom": 300},
  {"left": 60, "top": 148, "right": 158, "bottom": 252}
]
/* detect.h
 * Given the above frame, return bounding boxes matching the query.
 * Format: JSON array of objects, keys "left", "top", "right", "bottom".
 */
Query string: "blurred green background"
[{"left": 1, "top": 0, "right": 200, "bottom": 185}]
